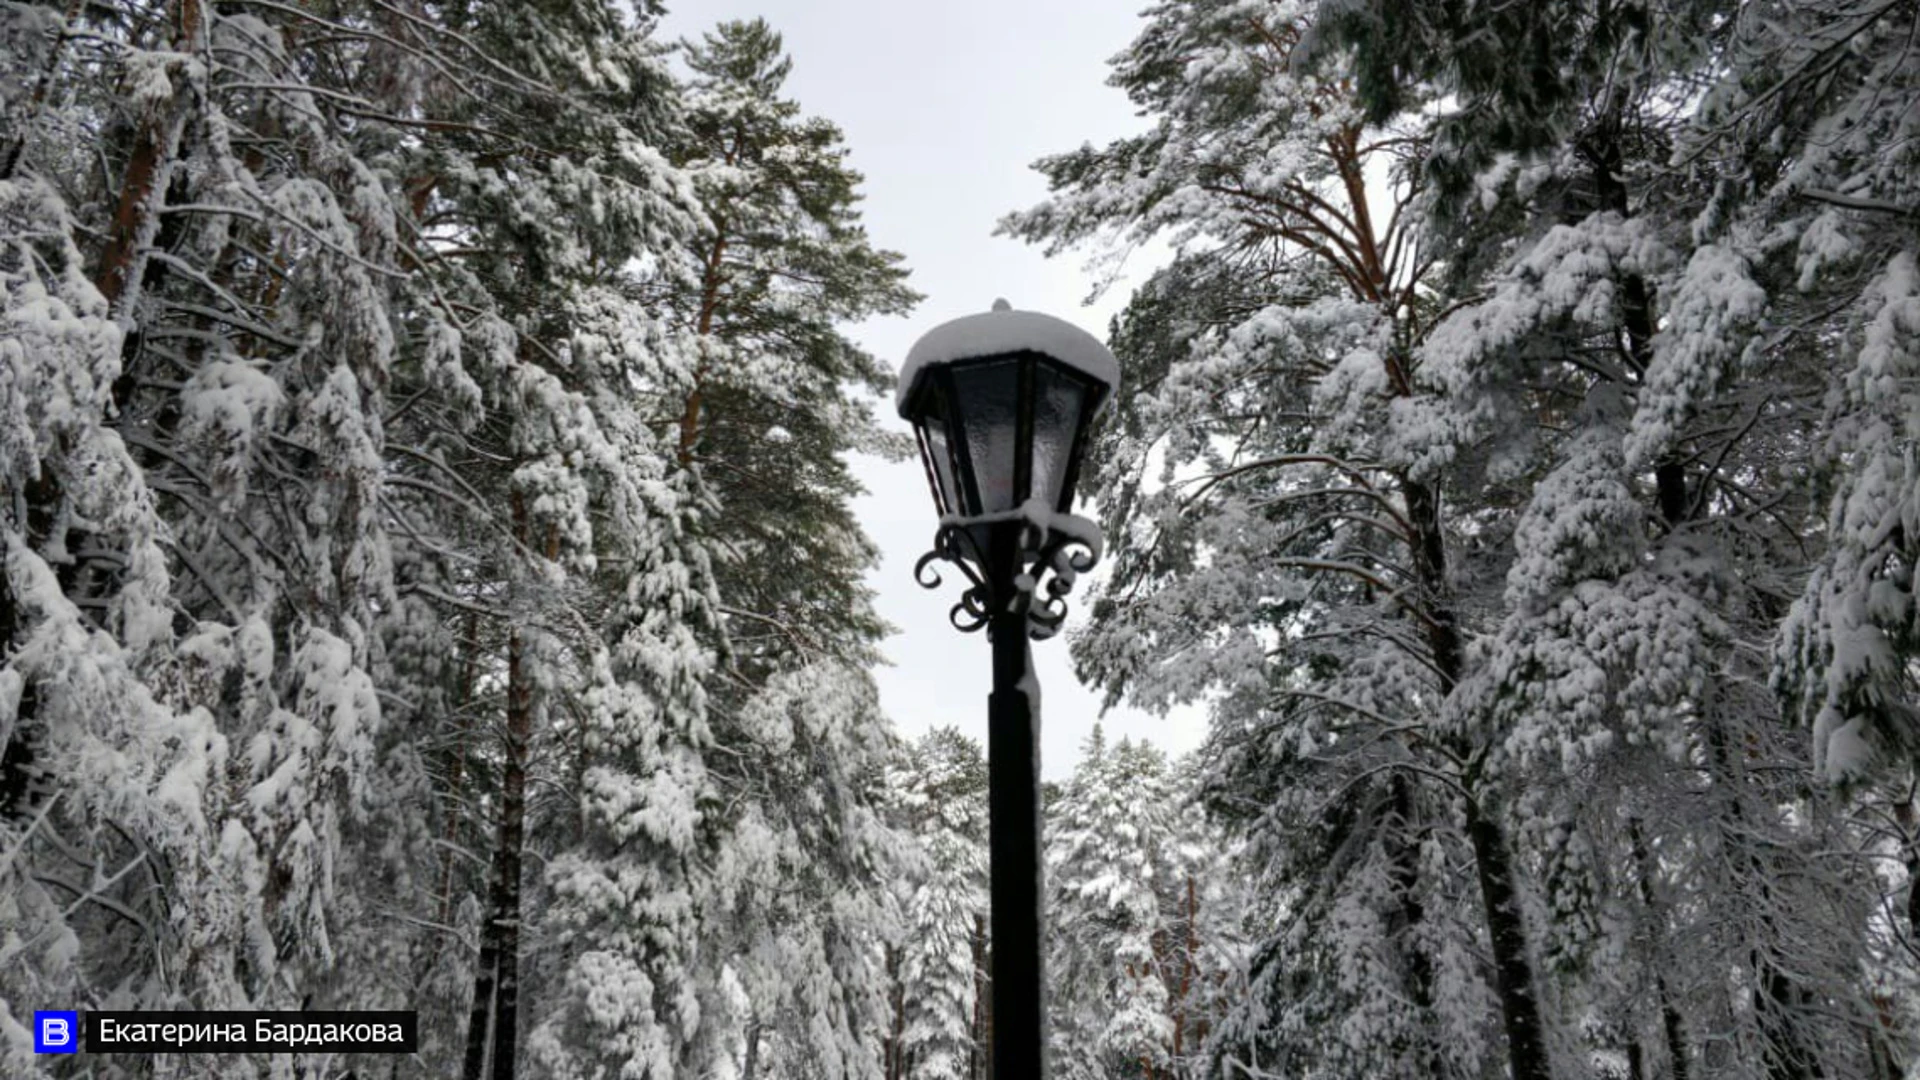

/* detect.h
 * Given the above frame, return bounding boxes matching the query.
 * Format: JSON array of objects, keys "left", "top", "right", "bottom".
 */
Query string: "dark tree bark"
[
  {"left": 1627, "top": 818, "right": 1691, "bottom": 1080},
  {"left": 1382, "top": 774, "right": 1437, "bottom": 1072},
  {"left": 1404, "top": 470, "right": 1553, "bottom": 1080},
  {"left": 440, "top": 609, "right": 481, "bottom": 924},
  {"left": 460, "top": 621, "right": 530, "bottom": 1080},
  {"left": 95, "top": 0, "right": 200, "bottom": 316},
  {"left": 971, "top": 912, "right": 990, "bottom": 1080},
  {"left": 743, "top": 1020, "right": 762, "bottom": 1080},
  {"left": 1463, "top": 800, "right": 1551, "bottom": 1080},
  {"left": 463, "top": 492, "right": 534, "bottom": 1080},
  {"left": 884, "top": 944, "right": 906, "bottom": 1080},
  {"left": 486, "top": 633, "right": 529, "bottom": 1080}
]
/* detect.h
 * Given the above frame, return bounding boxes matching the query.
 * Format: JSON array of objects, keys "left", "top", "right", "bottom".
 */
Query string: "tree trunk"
[
  {"left": 463, "top": 492, "right": 534, "bottom": 1080},
  {"left": 1383, "top": 774, "right": 1437, "bottom": 1073},
  {"left": 1626, "top": 818, "right": 1690, "bottom": 1080},
  {"left": 971, "top": 912, "right": 991, "bottom": 1080},
  {"left": 440, "top": 608, "right": 481, "bottom": 923},
  {"left": 462, "top": 926, "right": 497, "bottom": 1078},
  {"left": 460, "top": 620, "right": 530, "bottom": 1080},
  {"left": 1464, "top": 800, "right": 1552, "bottom": 1080},
  {"left": 678, "top": 222, "right": 729, "bottom": 465},
  {"left": 1405, "top": 471, "right": 1551, "bottom": 1080},
  {"left": 1759, "top": 965, "right": 1821, "bottom": 1080},
  {"left": 96, "top": 0, "right": 200, "bottom": 317},
  {"left": 884, "top": 943, "right": 905, "bottom": 1080},
  {"left": 1583, "top": 91, "right": 1687, "bottom": 527},
  {"left": 0, "top": 0, "right": 86, "bottom": 181},
  {"left": 743, "top": 1020, "right": 762, "bottom": 1080},
  {"left": 1171, "top": 873, "right": 1197, "bottom": 1065},
  {"left": 487, "top": 630, "right": 529, "bottom": 1080}
]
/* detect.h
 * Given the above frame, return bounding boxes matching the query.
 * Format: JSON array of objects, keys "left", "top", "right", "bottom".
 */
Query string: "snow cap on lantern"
[{"left": 897, "top": 299, "right": 1120, "bottom": 520}]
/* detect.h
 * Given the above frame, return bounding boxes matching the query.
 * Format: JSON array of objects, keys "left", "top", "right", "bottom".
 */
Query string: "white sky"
[{"left": 658, "top": 0, "right": 1207, "bottom": 779}]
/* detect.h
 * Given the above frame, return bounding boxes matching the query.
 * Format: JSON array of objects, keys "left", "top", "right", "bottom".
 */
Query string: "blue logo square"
[{"left": 34, "top": 1011, "right": 78, "bottom": 1053}]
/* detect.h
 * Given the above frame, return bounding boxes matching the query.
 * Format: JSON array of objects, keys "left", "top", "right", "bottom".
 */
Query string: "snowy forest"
[{"left": 4, "top": 0, "right": 1920, "bottom": 1077}]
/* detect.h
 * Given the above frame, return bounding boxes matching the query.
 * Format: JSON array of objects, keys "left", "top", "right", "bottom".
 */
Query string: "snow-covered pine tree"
[
  {"left": 1, "top": 50, "right": 206, "bottom": 1074},
  {"left": 553, "top": 19, "right": 922, "bottom": 1079},
  {"left": 884, "top": 727, "right": 990, "bottom": 1080},
  {"left": 1, "top": 0, "right": 726, "bottom": 1075},
  {"left": 1049, "top": 731, "right": 1174, "bottom": 1080},
  {"left": 5, "top": 1, "right": 919, "bottom": 1077},
  {"left": 1009, "top": 0, "right": 1920, "bottom": 1073},
  {"left": 1047, "top": 732, "right": 1243, "bottom": 1080},
  {"left": 1706, "top": 1, "right": 1920, "bottom": 1072},
  {"left": 331, "top": 4, "right": 736, "bottom": 1078},
  {"left": 1310, "top": 0, "right": 1910, "bottom": 1075},
  {"left": 2, "top": 3, "right": 421, "bottom": 1072},
  {"left": 712, "top": 661, "right": 914, "bottom": 1080},
  {"left": 1003, "top": 2, "right": 1539, "bottom": 1075},
  {"left": 1158, "top": 754, "right": 1250, "bottom": 1076},
  {"left": 1757, "top": 0, "right": 1920, "bottom": 778},
  {"left": 664, "top": 16, "right": 917, "bottom": 676}
]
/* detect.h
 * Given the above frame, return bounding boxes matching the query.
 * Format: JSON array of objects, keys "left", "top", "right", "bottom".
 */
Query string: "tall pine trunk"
[
  {"left": 743, "top": 1020, "right": 762, "bottom": 1080},
  {"left": 884, "top": 943, "right": 906, "bottom": 1080},
  {"left": 94, "top": 0, "right": 199, "bottom": 317},
  {"left": 1405, "top": 473, "right": 1552, "bottom": 1080},
  {"left": 1627, "top": 818, "right": 1690, "bottom": 1080},
  {"left": 1382, "top": 773, "right": 1436, "bottom": 1072},
  {"left": 463, "top": 491, "right": 533, "bottom": 1080},
  {"left": 971, "top": 912, "right": 990, "bottom": 1080},
  {"left": 678, "top": 219, "right": 729, "bottom": 465},
  {"left": 441, "top": 608, "right": 481, "bottom": 923},
  {"left": 1463, "top": 800, "right": 1551, "bottom": 1080}
]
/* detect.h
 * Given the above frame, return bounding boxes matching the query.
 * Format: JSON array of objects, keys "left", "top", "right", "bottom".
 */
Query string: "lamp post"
[{"left": 897, "top": 299, "right": 1120, "bottom": 1080}]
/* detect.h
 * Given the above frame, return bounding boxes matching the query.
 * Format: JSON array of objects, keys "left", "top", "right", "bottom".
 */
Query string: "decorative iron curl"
[
  {"left": 1026, "top": 527, "right": 1100, "bottom": 640},
  {"left": 914, "top": 515, "right": 1103, "bottom": 640},
  {"left": 914, "top": 523, "right": 995, "bottom": 633}
]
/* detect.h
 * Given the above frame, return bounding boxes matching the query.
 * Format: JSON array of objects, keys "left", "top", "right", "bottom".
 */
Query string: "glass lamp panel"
[
  {"left": 949, "top": 357, "right": 1023, "bottom": 514},
  {"left": 1029, "top": 363, "right": 1090, "bottom": 512},
  {"left": 923, "top": 413, "right": 959, "bottom": 516}
]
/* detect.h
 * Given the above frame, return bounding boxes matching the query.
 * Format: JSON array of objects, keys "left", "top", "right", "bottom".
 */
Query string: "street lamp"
[{"left": 897, "top": 299, "right": 1119, "bottom": 1080}]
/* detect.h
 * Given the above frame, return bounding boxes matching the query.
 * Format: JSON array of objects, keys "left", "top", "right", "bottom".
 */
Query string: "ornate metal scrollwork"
[
  {"left": 914, "top": 522, "right": 995, "bottom": 634},
  {"left": 914, "top": 513, "right": 1102, "bottom": 640}
]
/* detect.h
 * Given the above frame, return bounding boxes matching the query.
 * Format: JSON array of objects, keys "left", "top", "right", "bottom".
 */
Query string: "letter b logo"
[{"left": 34, "top": 1011, "right": 77, "bottom": 1053}]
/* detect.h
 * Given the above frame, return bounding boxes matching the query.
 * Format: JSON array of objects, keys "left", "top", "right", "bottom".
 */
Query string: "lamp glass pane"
[
  {"left": 1030, "top": 363, "right": 1090, "bottom": 511},
  {"left": 923, "top": 409, "right": 959, "bottom": 516},
  {"left": 950, "top": 358, "right": 1022, "bottom": 514}
]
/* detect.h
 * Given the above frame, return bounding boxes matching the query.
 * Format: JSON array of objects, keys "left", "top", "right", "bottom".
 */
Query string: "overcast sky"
[{"left": 658, "top": 0, "right": 1205, "bottom": 779}]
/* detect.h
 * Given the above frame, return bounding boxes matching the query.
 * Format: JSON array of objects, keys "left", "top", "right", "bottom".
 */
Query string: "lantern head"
[{"left": 897, "top": 300, "right": 1120, "bottom": 522}]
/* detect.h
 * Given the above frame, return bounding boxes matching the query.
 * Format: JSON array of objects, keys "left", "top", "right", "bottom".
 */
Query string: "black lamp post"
[{"left": 897, "top": 299, "right": 1119, "bottom": 1080}]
